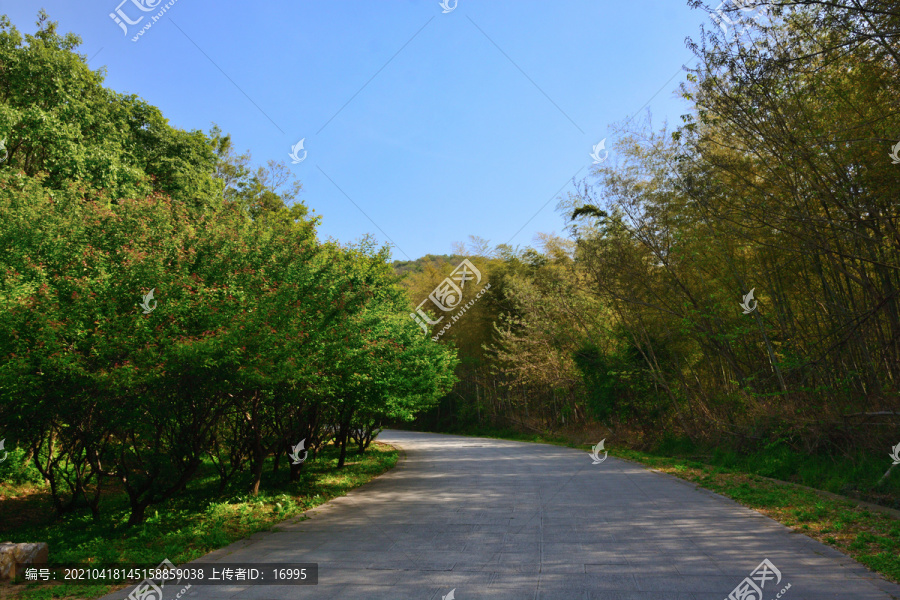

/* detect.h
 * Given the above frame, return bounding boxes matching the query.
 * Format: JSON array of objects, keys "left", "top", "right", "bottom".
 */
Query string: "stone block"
[{"left": 0, "top": 542, "right": 49, "bottom": 580}]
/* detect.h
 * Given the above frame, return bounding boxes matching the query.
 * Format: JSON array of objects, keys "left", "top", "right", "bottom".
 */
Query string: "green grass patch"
[
  {"left": 0, "top": 442, "right": 398, "bottom": 600},
  {"left": 650, "top": 436, "right": 900, "bottom": 507}
]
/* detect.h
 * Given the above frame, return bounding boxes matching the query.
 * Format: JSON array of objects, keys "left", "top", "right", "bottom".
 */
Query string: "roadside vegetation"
[
  {"left": 0, "top": 10, "right": 455, "bottom": 528},
  {"left": 0, "top": 12, "right": 447, "bottom": 599},
  {"left": 404, "top": 0, "right": 900, "bottom": 519},
  {"left": 0, "top": 442, "right": 398, "bottom": 600}
]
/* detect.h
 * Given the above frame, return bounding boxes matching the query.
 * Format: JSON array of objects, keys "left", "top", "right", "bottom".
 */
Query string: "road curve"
[{"left": 103, "top": 429, "right": 900, "bottom": 600}]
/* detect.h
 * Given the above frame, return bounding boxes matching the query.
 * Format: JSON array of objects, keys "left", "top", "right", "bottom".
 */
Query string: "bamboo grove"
[{"left": 404, "top": 1, "right": 900, "bottom": 459}]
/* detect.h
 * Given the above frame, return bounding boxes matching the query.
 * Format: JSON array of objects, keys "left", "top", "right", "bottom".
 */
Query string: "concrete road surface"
[{"left": 101, "top": 429, "right": 900, "bottom": 599}]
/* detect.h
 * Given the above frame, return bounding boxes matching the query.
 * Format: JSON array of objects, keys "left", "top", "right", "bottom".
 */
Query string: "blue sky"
[{"left": 4, "top": 1, "right": 711, "bottom": 261}]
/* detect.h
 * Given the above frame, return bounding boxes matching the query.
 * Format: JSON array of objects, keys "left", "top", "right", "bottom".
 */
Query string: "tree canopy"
[
  {"left": 403, "top": 2, "right": 900, "bottom": 474},
  {"left": 0, "top": 12, "right": 457, "bottom": 524}
]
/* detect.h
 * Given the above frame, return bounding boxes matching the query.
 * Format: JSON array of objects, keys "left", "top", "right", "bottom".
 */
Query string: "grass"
[
  {"left": 649, "top": 435, "right": 900, "bottom": 509},
  {"left": 0, "top": 442, "right": 398, "bottom": 600},
  {"left": 436, "top": 424, "right": 900, "bottom": 584}
]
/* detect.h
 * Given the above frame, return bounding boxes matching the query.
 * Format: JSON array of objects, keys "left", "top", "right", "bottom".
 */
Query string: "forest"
[{"left": 401, "top": 0, "right": 900, "bottom": 500}]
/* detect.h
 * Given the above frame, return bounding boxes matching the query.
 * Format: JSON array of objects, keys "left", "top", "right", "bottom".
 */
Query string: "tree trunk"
[
  {"left": 289, "top": 460, "right": 304, "bottom": 482},
  {"left": 337, "top": 411, "right": 353, "bottom": 468},
  {"left": 89, "top": 476, "right": 102, "bottom": 520},
  {"left": 126, "top": 498, "right": 149, "bottom": 527},
  {"left": 249, "top": 445, "right": 264, "bottom": 496}
]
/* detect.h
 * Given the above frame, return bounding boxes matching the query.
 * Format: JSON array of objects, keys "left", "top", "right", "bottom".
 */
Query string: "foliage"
[
  {"left": 402, "top": 0, "right": 900, "bottom": 501},
  {"left": 0, "top": 13, "right": 456, "bottom": 526},
  {"left": 1, "top": 443, "right": 398, "bottom": 600}
]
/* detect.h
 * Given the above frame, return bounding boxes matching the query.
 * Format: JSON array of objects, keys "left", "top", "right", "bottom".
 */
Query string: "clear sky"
[{"left": 3, "top": 1, "right": 713, "bottom": 261}]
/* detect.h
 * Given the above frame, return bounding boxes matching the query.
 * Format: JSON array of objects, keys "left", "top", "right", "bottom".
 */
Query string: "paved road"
[{"left": 103, "top": 430, "right": 900, "bottom": 599}]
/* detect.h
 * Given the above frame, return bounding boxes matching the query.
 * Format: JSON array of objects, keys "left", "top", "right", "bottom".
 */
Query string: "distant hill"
[{"left": 392, "top": 254, "right": 467, "bottom": 278}]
